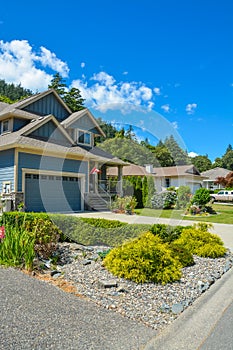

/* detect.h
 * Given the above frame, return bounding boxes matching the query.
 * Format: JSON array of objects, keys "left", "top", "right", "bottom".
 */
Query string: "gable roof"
[
  {"left": 61, "top": 108, "right": 105, "bottom": 137},
  {"left": 22, "top": 114, "right": 74, "bottom": 145},
  {"left": 107, "top": 163, "right": 207, "bottom": 178},
  {"left": 12, "top": 89, "right": 72, "bottom": 114},
  {"left": 153, "top": 164, "right": 202, "bottom": 177},
  {"left": 0, "top": 89, "right": 72, "bottom": 121},
  {"left": 0, "top": 114, "right": 73, "bottom": 146},
  {"left": 201, "top": 167, "right": 231, "bottom": 180}
]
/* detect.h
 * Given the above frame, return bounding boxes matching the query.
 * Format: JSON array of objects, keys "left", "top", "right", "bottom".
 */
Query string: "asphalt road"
[{"left": 0, "top": 267, "right": 156, "bottom": 350}]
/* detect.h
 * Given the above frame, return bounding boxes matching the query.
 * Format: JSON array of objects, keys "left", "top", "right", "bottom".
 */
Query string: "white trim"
[
  {"left": 76, "top": 129, "right": 92, "bottom": 146},
  {"left": 1, "top": 118, "right": 13, "bottom": 134},
  {"left": 2, "top": 181, "right": 11, "bottom": 194}
]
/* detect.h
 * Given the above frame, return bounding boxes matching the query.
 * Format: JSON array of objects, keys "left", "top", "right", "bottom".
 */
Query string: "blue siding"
[
  {"left": 69, "top": 114, "right": 101, "bottom": 135},
  {"left": 18, "top": 152, "right": 88, "bottom": 192},
  {"left": 29, "top": 120, "right": 72, "bottom": 146},
  {"left": 23, "top": 94, "right": 70, "bottom": 121},
  {"left": 13, "top": 118, "right": 29, "bottom": 131},
  {"left": 0, "top": 149, "right": 15, "bottom": 192}
]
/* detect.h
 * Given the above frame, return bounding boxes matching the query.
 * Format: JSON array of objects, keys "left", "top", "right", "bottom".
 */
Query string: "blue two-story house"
[{"left": 0, "top": 89, "right": 126, "bottom": 212}]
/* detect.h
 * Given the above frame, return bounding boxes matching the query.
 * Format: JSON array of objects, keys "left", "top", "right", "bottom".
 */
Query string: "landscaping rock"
[
  {"left": 51, "top": 242, "right": 233, "bottom": 332},
  {"left": 172, "top": 303, "right": 184, "bottom": 314},
  {"left": 98, "top": 280, "right": 118, "bottom": 288}
]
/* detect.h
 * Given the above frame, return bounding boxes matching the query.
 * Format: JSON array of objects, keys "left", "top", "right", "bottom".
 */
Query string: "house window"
[
  {"left": 77, "top": 130, "right": 91, "bottom": 145},
  {"left": 1, "top": 119, "right": 10, "bottom": 133},
  {"left": 165, "top": 178, "right": 170, "bottom": 188},
  {"left": 2, "top": 181, "right": 11, "bottom": 194}
]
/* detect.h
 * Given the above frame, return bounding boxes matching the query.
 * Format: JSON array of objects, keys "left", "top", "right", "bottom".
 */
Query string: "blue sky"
[{"left": 0, "top": 0, "right": 233, "bottom": 161}]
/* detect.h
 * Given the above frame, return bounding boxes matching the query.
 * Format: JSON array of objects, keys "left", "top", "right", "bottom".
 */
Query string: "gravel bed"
[{"left": 47, "top": 242, "right": 233, "bottom": 332}]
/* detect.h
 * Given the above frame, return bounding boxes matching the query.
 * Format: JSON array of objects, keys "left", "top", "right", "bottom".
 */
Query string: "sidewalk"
[{"left": 72, "top": 211, "right": 233, "bottom": 251}]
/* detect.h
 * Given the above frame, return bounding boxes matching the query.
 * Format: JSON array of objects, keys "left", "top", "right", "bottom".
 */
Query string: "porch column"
[
  {"left": 94, "top": 162, "right": 99, "bottom": 193},
  {"left": 117, "top": 165, "right": 123, "bottom": 197}
]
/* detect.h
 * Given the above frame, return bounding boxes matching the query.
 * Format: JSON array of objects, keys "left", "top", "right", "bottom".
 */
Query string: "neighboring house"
[
  {"left": 153, "top": 165, "right": 206, "bottom": 193},
  {"left": 0, "top": 89, "right": 126, "bottom": 212},
  {"left": 107, "top": 164, "right": 206, "bottom": 193},
  {"left": 201, "top": 167, "right": 231, "bottom": 190}
]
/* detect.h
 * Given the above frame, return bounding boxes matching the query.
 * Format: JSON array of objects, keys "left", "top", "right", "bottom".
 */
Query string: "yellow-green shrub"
[
  {"left": 175, "top": 227, "right": 226, "bottom": 258},
  {"left": 170, "top": 242, "right": 194, "bottom": 267},
  {"left": 103, "top": 232, "right": 182, "bottom": 284}
]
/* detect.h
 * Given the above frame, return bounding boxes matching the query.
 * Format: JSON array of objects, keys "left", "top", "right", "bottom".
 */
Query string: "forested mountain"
[{"left": 0, "top": 79, "right": 32, "bottom": 102}]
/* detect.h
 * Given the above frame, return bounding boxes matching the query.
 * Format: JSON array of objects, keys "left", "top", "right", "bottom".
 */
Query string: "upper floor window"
[
  {"left": 1, "top": 119, "right": 10, "bottom": 134},
  {"left": 77, "top": 129, "right": 91, "bottom": 145}
]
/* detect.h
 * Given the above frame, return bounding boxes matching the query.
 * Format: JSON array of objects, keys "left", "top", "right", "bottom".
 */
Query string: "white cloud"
[
  {"left": 38, "top": 47, "right": 69, "bottom": 76},
  {"left": 161, "top": 104, "right": 170, "bottom": 113},
  {"left": 72, "top": 71, "right": 154, "bottom": 112},
  {"left": 122, "top": 71, "right": 128, "bottom": 75},
  {"left": 81, "top": 62, "right": 85, "bottom": 68},
  {"left": 0, "top": 39, "right": 69, "bottom": 91},
  {"left": 153, "top": 87, "right": 161, "bottom": 95},
  {"left": 186, "top": 103, "right": 197, "bottom": 114},
  {"left": 188, "top": 151, "right": 199, "bottom": 158},
  {"left": 171, "top": 121, "right": 178, "bottom": 129}
]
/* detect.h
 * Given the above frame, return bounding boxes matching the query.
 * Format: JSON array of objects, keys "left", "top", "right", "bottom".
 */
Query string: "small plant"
[
  {"left": 175, "top": 186, "right": 192, "bottom": 209},
  {"left": 0, "top": 224, "right": 35, "bottom": 270},
  {"left": 150, "top": 191, "right": 177, "bottom": 209},
  {"left": 191, "top": 188, "right": 211, "bottom": 208},
  {"left": 150, "top": 224, "right": 187, "bottom": 243},
  {"left": 98, "top": 249, "right": 111, "bottom": 260},
  {"left": 110, "top": 196, "right": 137, "bottom": 214}
]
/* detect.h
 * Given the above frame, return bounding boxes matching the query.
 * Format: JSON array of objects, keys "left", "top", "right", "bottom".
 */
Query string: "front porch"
[{"left": 85, "top": 160, "right": 126, "bottom": 211}]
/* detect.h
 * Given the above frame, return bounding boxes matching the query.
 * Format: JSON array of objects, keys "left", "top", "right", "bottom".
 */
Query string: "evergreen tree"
[
  {"left": 146, "top": 176, "right": 155, "bottom": 207},
  {"left": 95, "top": 118, "right": 118, "bottom": 144},
  {"left": 190, "top": 155, "right": 212, "bottom": 172},
  {"left": 48, "top": 73, "right": 85, "bottom": 112},
  {"left": 98, "top": 137, "right": 160, "bottom": 166},
  {"left": 63, "top": 87, "right": 85, "bottom": 112},
  {"left": 48, "top": 73, "right": 66, "bottom": 97},
  {"left": 142, "top": 176, "right": 148, "bottom": 207},
  {"left": 222, "top": 150, "right": 233, "bottom": 170},
  {"left": 135, "top": 177, "right": 143, "bottom": 208},
  {"left": 164, "top": 135, "right": 190, "bottom": 165}
]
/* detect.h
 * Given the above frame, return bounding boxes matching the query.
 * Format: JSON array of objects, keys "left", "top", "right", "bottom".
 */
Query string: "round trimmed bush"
[
  {"left": 175, "top": 227, "right": 226, "bottom": 258},
  {"left": 103, "top": 232, "right": 182, "bottom": 284}
]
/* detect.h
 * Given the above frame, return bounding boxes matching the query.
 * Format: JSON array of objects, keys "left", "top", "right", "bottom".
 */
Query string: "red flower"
[{"left": 0, "top": 226, "right": 5, "bottom": 240}]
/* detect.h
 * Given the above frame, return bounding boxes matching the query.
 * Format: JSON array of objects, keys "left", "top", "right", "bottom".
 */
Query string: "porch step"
[{"left": 85, "top": 193, "right": 111, "bottom": 211}]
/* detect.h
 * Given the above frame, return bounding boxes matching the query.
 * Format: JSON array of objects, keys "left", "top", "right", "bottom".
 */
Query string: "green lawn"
[{"left": 134, "top": 204, "right": 233, "bottom": 224}]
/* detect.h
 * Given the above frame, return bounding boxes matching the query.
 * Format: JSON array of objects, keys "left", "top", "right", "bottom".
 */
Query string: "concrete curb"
[{"left": 143, "top": 267, "right": 233, "bottom": 350}]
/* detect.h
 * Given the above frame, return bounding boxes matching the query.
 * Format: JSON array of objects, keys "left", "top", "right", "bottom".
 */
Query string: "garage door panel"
[{"left": 25, "top": 174, "right": 81, "bottom": 212}]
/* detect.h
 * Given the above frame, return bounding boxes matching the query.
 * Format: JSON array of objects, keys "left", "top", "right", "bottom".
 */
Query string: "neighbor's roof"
[
  {"left": 107, "top": 163, "right": 207, "bottom": 178},
  {"left": 153, "top": 164, "right": 203, "bottom": 177},
  {"left": 107, "top": 163, "right": 153, "bottom": 176},
  {"left": 201, "top": 167, "right": 231, "bottom": 180}
]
